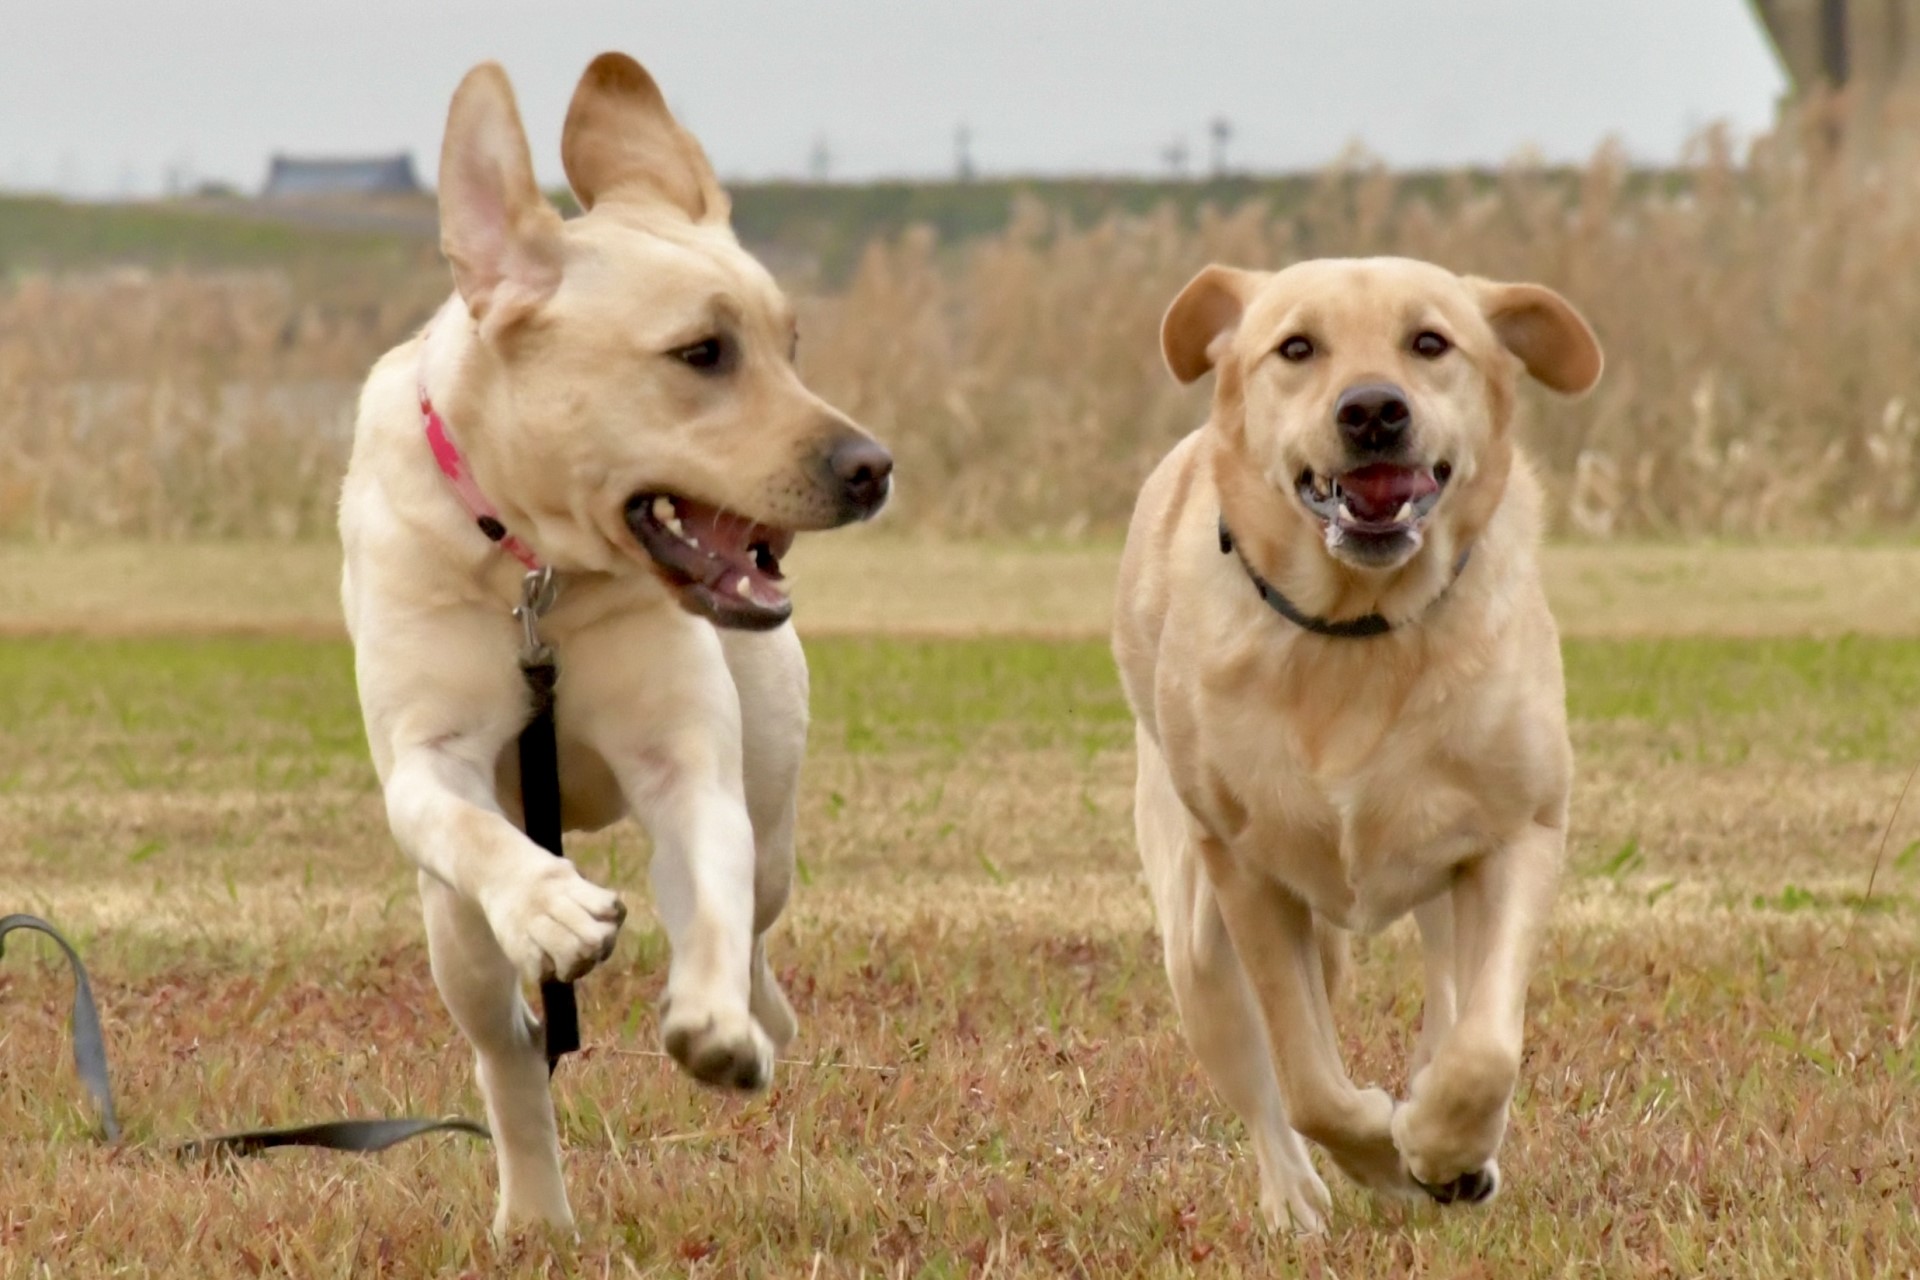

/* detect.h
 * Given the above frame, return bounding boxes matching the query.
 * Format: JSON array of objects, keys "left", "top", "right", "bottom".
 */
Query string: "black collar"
[{"left": 1217, "top": 516, "right": 1471, "bottom": 639}]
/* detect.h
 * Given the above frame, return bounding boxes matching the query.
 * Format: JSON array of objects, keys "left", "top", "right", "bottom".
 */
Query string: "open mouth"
[
  {"left": 624, "top": 493, "right": 797, "bottom": 631},
  {"left": 1295, "top": 461, "right": 1452, "bottom": 554}
]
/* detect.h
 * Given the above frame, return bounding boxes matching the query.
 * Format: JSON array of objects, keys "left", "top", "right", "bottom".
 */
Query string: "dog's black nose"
[
  {"left": 1335, "top": 383, "right": 1412, "bottom": 454},
  {"left": 827, "top": 435, "right": 893, "bottom": 515}
]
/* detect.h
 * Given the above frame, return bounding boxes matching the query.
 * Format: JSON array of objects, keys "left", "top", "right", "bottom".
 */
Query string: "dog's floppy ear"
[
  {"left": 1470, "top": 280, "right": 1604, "bottom": 395},
  {"left": 438, "top": 62, "right": 564, "bottom": 337},
  {"left": 562, "top": 53, "right": 730, "bottom": 223},
  {"left": 1161, "top": 266, "right": 1261, "bottom": 385}
]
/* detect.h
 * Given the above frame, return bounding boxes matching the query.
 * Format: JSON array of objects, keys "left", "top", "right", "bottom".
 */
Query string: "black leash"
[
  {"left": 1, "top": 913, "right": 489, "bottom": 1156},
  {"left": 1, "top": 913, "right": 119, "bottom": 1141},
  {"left": 1219, "top": 515, "right": 1471, "bottom": 639},
  {"left": 513, "top": 567, "right": 580, "bottom": 1071}
]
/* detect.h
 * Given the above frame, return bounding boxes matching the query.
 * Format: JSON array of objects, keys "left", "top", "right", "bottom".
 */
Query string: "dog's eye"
[
  {"left": 1277, "top": 335, "right": 1315, "bottom": 362},
  {"left": 1411, "top": 330, "right": 1451, "bottom": 359},
  {"left": 671, "top": 337, "right": 730, "bottom": 372}
]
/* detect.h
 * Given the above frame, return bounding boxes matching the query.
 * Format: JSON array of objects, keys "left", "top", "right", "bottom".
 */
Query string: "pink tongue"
[
  {"left": 1340, "top": 464, "right": 1436, "bottom": 521},
  {"left": 679, "top": 499, "right": 756, "bottom": 556}
]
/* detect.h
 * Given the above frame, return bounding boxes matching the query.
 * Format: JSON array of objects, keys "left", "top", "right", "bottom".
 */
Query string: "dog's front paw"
[
  {"left": 661, "top": 999, "right": 774, "bottom": 1091},
  {"left": 484, "top": 860, "right": 627, "bottom": 985},
  {"left": 1391, "top": 1097, "right": 1505, "bottom": 1206},
  {"left": 1412, "top": 1161, "right": 1500, "bottom": 1206},
  {"left": 1390, "top": 1049, "right": 1513, "bottom": 1203}
]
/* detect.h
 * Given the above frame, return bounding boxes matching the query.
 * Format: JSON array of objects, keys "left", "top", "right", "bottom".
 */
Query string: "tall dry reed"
[
  {"left": 5, "top": 105, "right": 1918, "bottom": 541},
  {"left": 810, "top": 109, "right": 1920, "bottom": 538},
  {"left": 0, "top": 268, "right": 440, "bottom": 539}
]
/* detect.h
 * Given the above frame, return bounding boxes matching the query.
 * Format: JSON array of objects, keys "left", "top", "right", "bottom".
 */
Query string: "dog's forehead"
[
  {"left": 565, "top": 211, "right": 792, "bottom": 329},
  {"left": 1242, "top": 258, "right": 1476, "bottom": 345}
]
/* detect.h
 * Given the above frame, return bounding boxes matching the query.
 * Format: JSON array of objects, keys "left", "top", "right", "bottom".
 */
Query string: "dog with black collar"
[{"left": 1112, "top": 256, "right": 1602, "bottom": 1232}]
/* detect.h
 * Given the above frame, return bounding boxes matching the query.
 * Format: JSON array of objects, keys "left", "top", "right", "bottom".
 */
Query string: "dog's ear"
[
  {"left": 438, "top": 62, "right": 564, "bottom": 337},
  {"left": 1161, "top": 266, "right": 1261, "bottom": 385},
  {"left": 561, "top": 53, "right": 730, "bottom": 223},
  {"left": 1470, "top": 280, "right": 1604, "bottom": 395}
]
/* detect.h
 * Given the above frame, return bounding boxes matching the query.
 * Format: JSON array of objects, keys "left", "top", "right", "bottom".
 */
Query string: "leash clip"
[{"left": 513, "top": 566, "right": 558, "bottom": 666}]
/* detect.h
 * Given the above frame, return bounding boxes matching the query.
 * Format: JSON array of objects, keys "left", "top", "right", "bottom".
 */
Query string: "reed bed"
[{"left": 4, "top": 108, "right": 1917, "bottom": 541}]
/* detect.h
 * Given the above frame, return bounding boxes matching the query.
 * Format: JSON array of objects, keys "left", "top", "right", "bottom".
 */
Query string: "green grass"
[
  {"left": 3, "top": 632, "right": 1918, "bottom": 1276},
  {"left": 4, "top": 163, "right": 1694, "bottom": 286},
  {"left": 0, "top": 196, "right": 429, "bottom": 278},
  {"left": 1566, "top": 636, "right": 1920, "bottom": 764},
  {"left": 7, "top": 632, "right": 1920, "bottom": 775}
]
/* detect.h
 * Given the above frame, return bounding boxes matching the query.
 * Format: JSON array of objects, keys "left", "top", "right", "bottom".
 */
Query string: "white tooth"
[
  {"left": 735, "top": 576, "right": 753, "bottom": 598},
  {"left": 686, "top": 535, "right": 700, "bottom": 550},
  {"left": 1338, "top": 500, "right": 1356, "bottom": 524},
  {"left": 1395, "top": 501, "right": 1414, "bottom": 523},
  {"left": 652, "top": 496, "right": 675, "bottom": 523},
  {"left": 666, "top": 516, "right": 686, "bottom": 537}
]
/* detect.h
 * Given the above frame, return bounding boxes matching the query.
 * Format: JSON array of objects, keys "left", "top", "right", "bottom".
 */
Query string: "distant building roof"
[{"left": 262, "top": 153, "right": 421, "bottom": 198}]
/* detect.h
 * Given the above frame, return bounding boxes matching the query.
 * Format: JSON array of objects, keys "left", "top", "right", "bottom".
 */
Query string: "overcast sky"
[{"left": 4, "top": 1, "right": 1785, "bottom": 197}]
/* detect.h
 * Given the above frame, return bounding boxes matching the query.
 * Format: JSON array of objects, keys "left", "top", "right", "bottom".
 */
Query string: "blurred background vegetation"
[{"left": 4, "top": 1, "right": 1919, "bottom": 544}]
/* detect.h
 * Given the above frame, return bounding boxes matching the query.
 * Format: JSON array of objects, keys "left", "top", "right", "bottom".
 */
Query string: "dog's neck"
[
  {"left": 411, "top": 304, "right": 627, "bottom": 576},
  {"left": 1216, "top": 515, "right": 1471, "bottom": 639},
  {"left": 419, "top": 327, "right": 546, "bottom": 572}
]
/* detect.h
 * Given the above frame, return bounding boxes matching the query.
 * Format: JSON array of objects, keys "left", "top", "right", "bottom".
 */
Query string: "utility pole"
[
  {"left": 807, "top": 135, "right": 831, "bottom": 183},
  {"left": 1208, "top": 116, "right": 1233, "bottom": 177},
  {"left": 954, "top": 125, "right": 975, "bottom": 182}
]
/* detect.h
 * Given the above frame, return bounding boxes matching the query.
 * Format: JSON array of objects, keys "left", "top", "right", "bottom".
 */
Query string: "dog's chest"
[
  {"left": 1201, "top": 677, "right": 1494, "bottom": 933},
  {"left": 491, "top": 733, "right": 628, "bottom": 832}
]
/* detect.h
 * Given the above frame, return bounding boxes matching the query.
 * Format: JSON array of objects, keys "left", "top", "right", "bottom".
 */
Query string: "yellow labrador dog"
[
  {"left": 338, "top": 54, "right": 890, "bottom": 1234},
  {"left": 1114, "top": 257, "right": 1601, "bottom": 1231}
]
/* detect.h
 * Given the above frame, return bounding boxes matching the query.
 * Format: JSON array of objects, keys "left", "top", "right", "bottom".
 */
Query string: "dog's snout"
[
  {"left": 825, "top": 435, "right": 893, "bottom": 517},
  {"left": 1335, "top": 382, "right": 1412, "bottom": 455}
]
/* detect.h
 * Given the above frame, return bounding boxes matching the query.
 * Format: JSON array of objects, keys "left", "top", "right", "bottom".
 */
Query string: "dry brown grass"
[
  {"left": 806, "top": 109, "right": 1920, "bottom": 538},
  {"left": 13, "top": 537, "right": 1920, "bottom": 642},
  {"left": 7, "top": 105, "right": 1920, "bottom": 541},
  {"left": 3, "top": 618, "right": 1919, "bottom": 1277}
]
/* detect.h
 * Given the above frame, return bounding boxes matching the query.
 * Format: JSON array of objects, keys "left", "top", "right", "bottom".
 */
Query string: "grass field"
[{"left": 3, "top": 543, "right": 1919, "bottom": 1277}]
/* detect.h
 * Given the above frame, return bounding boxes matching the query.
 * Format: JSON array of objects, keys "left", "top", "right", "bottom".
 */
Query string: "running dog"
[
  {"left": 1113, "top": 256, "right": 1601, "bottom": 1231},
  {"left": 338, "top": 54, "right": 890, "bottom": 1234}
]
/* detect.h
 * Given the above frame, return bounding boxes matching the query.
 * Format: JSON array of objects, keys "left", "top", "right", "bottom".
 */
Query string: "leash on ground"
[
  {"left": 0, "top": 912, "right": 489, "bottom": 1156},
  {"left": 2, "top": 569, "right": 581, "bottom": 1155}
]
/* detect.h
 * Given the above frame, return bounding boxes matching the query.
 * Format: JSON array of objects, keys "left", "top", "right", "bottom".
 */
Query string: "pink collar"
[{"left": 417, "top": 358, "right": 544, "bottom": 571}]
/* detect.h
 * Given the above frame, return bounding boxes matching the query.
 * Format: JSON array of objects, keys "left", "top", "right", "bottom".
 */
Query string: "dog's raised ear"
[
  {"left": 561, "top": 53, "right": 730, "bottom": 223},
  {"left": 1161, "top": 266, "right": 1261, "bottom": 385},
  {"left": 1470, "top": 280, "right": 1604, "bottom": 395},
  {"left": 438, "top": 62, "right": 564, "bottom": 337}
]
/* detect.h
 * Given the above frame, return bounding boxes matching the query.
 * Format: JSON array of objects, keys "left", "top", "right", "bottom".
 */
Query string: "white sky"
[{"left": 2, "top": 1, "right": 1786, "bottom": 197}]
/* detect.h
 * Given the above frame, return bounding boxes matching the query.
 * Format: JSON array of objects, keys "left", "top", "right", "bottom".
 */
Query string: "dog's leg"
[
  {"left": 1198, "top": 831, "right": 1418, "bottom": 1198},
  {"left": 420, "top": 873, "right": 572, "bottom": 1236},
  {"left": 383, "top": 737, "right": 624, "bottom": 1235},
  {"left": 1411, "top": 896, "right": 1458, "bottom": 1078},
  {"left": 568, "top": 619, "right": 771, "bottom": 1090},
  {"left": 385, "top": 742, "right": 627, "bottom": 989},
  {"left": 1175, "top": 887, "right": 1333, "bottom": 1233},
  {"left": 1138, "top": 731, "right": 1329, "bottom": 1230},
  {"left": 720, "top": 627, "right": 807, "bottom": 1051},
  {"left": 1391, "top": 822, "right": 1564, "bottom": 1203},
  {"left": 631, "top": 761, "right": 770, "bottom": 1088}
]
